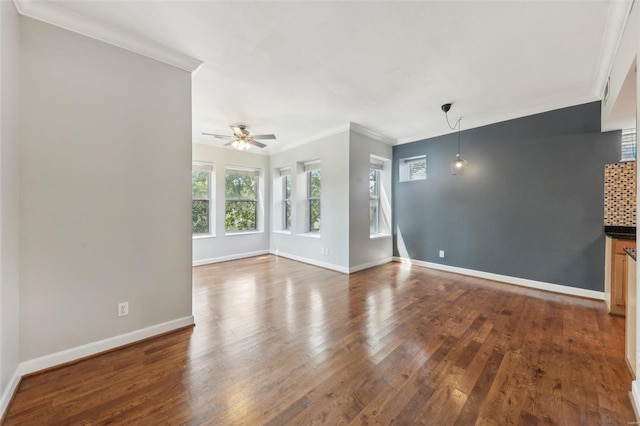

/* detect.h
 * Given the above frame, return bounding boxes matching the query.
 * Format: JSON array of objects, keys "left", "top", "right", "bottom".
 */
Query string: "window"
[
  {"left": 225, "top": 166, "right": 259, "bottom": 232},
  {"left": 621, "top": 129, "right": 636, "bottom": 162},
  {"left": 399, "top": 155, "right": 426, "bottom": 182},
  {"left": 305, "top": 161, "right": 321, "bottom": 233},
  {"left": 281, "top": 169, "right": 292, "bottom": 230},
  {"left": 370, "top": 160, "right": 382, "bottom": 234},
  {"left": 192, "top": 162, "right": 213, "bottom": 235}
]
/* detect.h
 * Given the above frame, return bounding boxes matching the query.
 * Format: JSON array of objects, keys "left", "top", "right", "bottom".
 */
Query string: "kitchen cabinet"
[{"left": 605, "top": 236, "right": 636, "bottom": 316}]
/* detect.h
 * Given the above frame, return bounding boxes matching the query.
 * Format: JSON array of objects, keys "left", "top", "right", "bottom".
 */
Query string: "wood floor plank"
[{"left": 3, "top": 256, "right": 636, "bottom": 425}]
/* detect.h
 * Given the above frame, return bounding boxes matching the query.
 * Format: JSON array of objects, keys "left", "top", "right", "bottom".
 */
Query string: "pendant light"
[{"left": 441, "top": 103, "right": 468, "bottom": 175}]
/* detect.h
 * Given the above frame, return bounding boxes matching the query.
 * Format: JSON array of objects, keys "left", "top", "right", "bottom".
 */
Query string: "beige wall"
[
  {"left": 196, "top": 128, "right": 394, "bottom": 272},
  {"left": 0, "top": 0, "right": 21, "bottom": 408},
  {"left": 348, "top": 131, "right": 393, "bottom": 270},
  {"left": 269, "top": 130, "right": 351, "bottom": 271},
  {"left": 19, "top": 18, "right": 193, "bottom": 361}
]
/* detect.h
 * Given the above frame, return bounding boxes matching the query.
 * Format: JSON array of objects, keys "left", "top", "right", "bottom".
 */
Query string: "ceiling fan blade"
[
  {"left": 223, "top": 140, "right": 236, "bottom": 146},
  {"left": 252, "top": 134, "right": 276, "bottom": 140},
  {"left": 249, "top": 140, "right": 267, "bottom": 148},
  {"left": 202, "top": 132, "right": 232, "bottom": 139}
]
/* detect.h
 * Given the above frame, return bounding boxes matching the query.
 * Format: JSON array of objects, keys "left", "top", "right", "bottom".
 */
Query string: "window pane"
[
  {"left": 622, "top": 129, "right": 637, "bottom": 161},
  {"left": 225, "top": 174, "right": 256, "bottom": 199},
  {"left": 192, "top": 171, "right": 209, "bottom": 199},
  {"left": 284, "top": 175, "right": 292, "bottom": 199},
  {"left": 370, "top": 199, "right": 379, "bottom": 234},
  {"left": 369, "top": 168, "right": 379, "bottom": 197},
  {"left": 285, "top": 200, "right": 291, "bottom": 230},
  {"left": 309, "top": 169, "right": 321, "bottom": 198},
  {"left": 225, "top": 200, "right": 257, "bottom": 231},
  {"left": 192, "top": 200, "right": 209, "bottom": 234},
  {"left": 309, "top": 199, "right": 321, "bottom": 232},
  {"left": 409, "top": 160, "right": 426, "bottom": 180}
]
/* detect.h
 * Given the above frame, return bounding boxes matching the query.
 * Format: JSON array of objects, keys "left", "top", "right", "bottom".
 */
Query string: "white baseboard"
[
  {"left": 349, "top": 257, "right": 393, "bottom": 273},
  {"left": 0, "top": 369, "right": 21, "bottom": 420},
  {"left": 270, "top": 250, "right": 349, "bottom": 274},
  {"left": 18, "top": 315, "right": 194, "bottom": 376},
  {"left": 192, "top": 250, "right": 269, "bottom": 266},
  {"left": 393, "top": 257, "right": 604, "bottom": 300},
  {"left": 631, "top": 381, "right": 640, "bottom": 422}
]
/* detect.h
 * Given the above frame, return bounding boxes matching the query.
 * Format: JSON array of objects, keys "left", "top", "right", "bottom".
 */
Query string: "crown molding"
[
  {"left": 397, "top": 93, "right": 598, "bottom": 145},
  {"left": 13, "top": 0, "right": 202, "bottom": 73},
  {"left": 266, "top": 125, "right": 351, "bottom": 155},
  {"left": 349, "top": 122, "right": 397, "bottom": 145},
  {"left": 592, "top": 0, "right": 635, "bottom": 98}
]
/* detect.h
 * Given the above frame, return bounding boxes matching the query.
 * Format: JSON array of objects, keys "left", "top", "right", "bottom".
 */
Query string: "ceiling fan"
[{"left": 202, "top": 124, "right": 276, "bottom": 151}]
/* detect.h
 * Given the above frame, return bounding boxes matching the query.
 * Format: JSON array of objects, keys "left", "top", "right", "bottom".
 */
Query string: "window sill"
[
  {"left": 193, "top": 234, "right": 215, "bottom": 240},
  {"left": 225, "top": 230, "right": 263, "bottom": 237},
  {"left": 370, "top": 233, "right": 392, "bottom": 240},
  {"left": 399, "top": 178, "right": 426, "bottom": 183},
  {"left": 297, "top": 232, "right": 321, "bottom": 239},
  {"left": 273, "top": 230, "right": 292, "bottom": 235}
]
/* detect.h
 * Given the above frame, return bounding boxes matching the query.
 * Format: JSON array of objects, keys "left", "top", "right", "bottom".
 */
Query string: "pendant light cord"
[{"left": 444, "top": 112, "right": 463, "bottom": 156}]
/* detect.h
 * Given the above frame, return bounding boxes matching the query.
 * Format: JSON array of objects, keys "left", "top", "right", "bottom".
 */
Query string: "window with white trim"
[
  {"left": 225, "top": 166, "right": 259, "bottom": 232},
  {"left": 192, "top": 162, "right": 213, "bottom": 235},
  {"left": 370, "top": 159, "right": 382, "bottom": 234},
  {"left": 399, "top": 155, "right": 426, "bottom": 182},
  {"left": 621, "top": 129, "right": 636, "bottom": 162},
  {"left": 305, "top": 161, "right": 321, "bottom": 233},
  {"left": 281, "top": 168, "right": 292, "bottom": 230}
]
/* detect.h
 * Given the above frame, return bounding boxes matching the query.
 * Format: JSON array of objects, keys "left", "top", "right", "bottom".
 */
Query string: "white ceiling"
[{"left": 35, "top": 1, "right": 618, "bottom": 153}]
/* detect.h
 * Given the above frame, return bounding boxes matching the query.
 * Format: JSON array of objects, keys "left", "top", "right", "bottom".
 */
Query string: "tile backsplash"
[{"left": 604, "top": 161, "right": 637, "bottom": 226}]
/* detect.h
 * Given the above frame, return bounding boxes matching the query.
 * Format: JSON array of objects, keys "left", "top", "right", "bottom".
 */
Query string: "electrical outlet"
[
  {"left": 439, "top": 250, "right": 445, "bottom": 258},
  {"left": 325, "top": 248, "right": 329, "bottom": 255},
  {"left": 118, "top": 302, "right": 129, "bottom": 317}
]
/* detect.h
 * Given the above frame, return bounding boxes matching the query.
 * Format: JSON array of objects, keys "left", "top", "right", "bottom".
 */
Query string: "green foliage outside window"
[
  {"left": 308, "top": 169, "right": 321, "bottom": 232},
  {"left": 225, "top": 173, "right": 258, "bottom": 231},
  {"left": 283, "top": 174, "right": 292, "bottom": 230},
  {"left": 192, "top": 170, "right": 210, "bottom": 234},
  {"left": 192, "top": 200, "right": 209, "bottom": 234}
]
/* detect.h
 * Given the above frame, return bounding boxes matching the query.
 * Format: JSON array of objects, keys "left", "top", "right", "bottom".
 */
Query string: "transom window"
[
  {"left": 621, "top": 129, "right": 637, "bottom": 162},
  {"left": 399, "top": 155, "right": 426, "bottom": 182}
]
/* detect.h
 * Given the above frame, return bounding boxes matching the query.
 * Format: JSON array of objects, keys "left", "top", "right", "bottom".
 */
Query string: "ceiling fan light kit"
[
  {"left": 231, "top": 139, "right": 252, "bottom": 151},
  {"left": 441, "top": 103, "right": 468, "bottom": 176},
  {"left": 202, "top": 124, "right": 276, "bottom": 151}
]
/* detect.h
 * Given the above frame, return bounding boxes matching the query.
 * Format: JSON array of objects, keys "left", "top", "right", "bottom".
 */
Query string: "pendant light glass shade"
[{"left": 450, "top": 154, "right": 468, "bottom": 175}]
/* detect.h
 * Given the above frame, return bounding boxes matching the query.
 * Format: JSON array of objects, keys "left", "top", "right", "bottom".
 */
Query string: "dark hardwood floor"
[{"left": 3, "top": 255, "right": 636, "bottom": 425}]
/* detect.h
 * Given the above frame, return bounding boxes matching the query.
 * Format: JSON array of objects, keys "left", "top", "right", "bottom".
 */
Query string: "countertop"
[
  {"left": 625, "top": 247, "right": 637, "bottom": 261},
  {"left": 605, "top": 225, "right": 636, "bottom": 241}
]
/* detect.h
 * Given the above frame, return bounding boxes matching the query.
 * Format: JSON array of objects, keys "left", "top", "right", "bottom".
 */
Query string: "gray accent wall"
[{"left": 393, "top": 102, "right": 620, "bottom": 291}]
